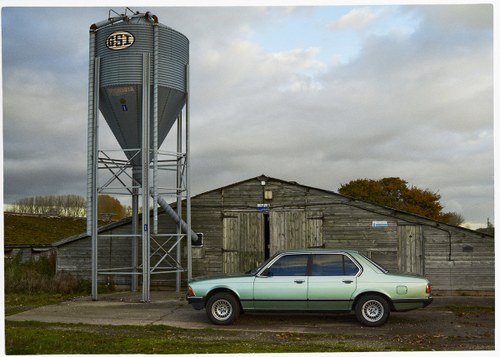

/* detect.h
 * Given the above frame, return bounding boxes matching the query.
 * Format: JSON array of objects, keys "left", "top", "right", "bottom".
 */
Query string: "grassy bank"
[
  {"left": 4, "top": 321, "right": 389, "bottom": 354},
  {"left": 4, "top": 213, "right": 86, "bottom": 245},
  {"left": 4, "top": 253, "right": 103, "bottom": 316}
]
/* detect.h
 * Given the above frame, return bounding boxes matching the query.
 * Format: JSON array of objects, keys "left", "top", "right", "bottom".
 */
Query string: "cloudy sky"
[{"left": 1, "top": 1, "right": 495, "bottom": 228}]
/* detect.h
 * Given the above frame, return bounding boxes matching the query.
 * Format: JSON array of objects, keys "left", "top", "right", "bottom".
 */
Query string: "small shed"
[
  {"left": 4, "top": 244, "right": 55, "bottom": 263},
  {"left": 54, "top": 175, "right": 494, "bottom": 294}
]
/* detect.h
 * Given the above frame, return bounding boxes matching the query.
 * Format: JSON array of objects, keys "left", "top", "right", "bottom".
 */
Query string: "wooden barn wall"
[
  {"left": 189, "top": 189, "right": 225, "bottom": 276},
  {"left": 56, "top": 227, "right": 133, "bottom": 286},
  {"left": 57, "top": 221, "right": 196, "bottom": 287},
  {"left": 423, "top": 226, "right": 494, "bottom": 292},
  {"left": 187, "top": 179, "right": 494, "bottom": 293},
  {"left": 55, "top": 178, "right": 494, "bottom": 293}
]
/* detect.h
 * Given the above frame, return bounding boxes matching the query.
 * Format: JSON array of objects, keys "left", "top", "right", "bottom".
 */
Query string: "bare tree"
[{"left": 10, "top": 195, "right": 87, "bottom": 217}]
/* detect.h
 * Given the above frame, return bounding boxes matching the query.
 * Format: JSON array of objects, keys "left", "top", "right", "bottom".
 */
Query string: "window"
[
  {"left": 267, "top": 254, "right": 309, "bottom": 276},
  {"left": 311, "top": 254, "right": 359, "bottom": 276}
]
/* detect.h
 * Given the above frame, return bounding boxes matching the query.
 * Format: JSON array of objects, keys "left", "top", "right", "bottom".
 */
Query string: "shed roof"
[{"left": 52, "top": 174, "right": 493, "bottom": 248}]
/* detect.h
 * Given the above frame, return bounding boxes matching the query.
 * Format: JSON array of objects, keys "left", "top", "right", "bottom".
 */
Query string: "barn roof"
[
  {"left": 192, "top": 174, "right": 493, "bottom": 238},
  {"left": 52, "top": 174, "right": 492, "bottom": 248}
]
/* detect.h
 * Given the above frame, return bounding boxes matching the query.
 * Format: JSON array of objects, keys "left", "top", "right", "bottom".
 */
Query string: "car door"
[
  {"left": 253, "top": 253, "right": 309, "bottom": 310},
  {"left": 307, "top": 253, "right": 360, "bottom": 310}
]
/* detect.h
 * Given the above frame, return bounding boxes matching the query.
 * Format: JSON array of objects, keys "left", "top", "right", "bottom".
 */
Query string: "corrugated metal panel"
[
  {"left": 94, "top": 20, "right": 188, "bottom": 160},
  {"left": 96, "top": 23, "right": 188, "bottom": 91}
]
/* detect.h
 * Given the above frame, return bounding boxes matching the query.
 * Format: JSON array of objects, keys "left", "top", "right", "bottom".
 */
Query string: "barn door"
[
  {"left": 222, "top": 212, "right": 264, "bottom": 274},
  {"left": 269, "top": 210, "right": 323, "bottom": 256},
  {"left": 398, "top": 225, "right": 423, "bottom": 274}
]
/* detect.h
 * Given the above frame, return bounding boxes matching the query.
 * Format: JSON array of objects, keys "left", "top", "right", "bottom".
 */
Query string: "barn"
[{"left": 54, "top": 175, "right": 494, "bottom": 295}]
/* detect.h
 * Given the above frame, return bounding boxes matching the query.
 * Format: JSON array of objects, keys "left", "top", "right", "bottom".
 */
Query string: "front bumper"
[{"left": 186, "top": 295, "right": 205, "bottom": 310}]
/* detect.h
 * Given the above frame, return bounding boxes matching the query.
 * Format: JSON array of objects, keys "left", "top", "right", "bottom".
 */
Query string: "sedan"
[{"left": 187, "top": 249, "right": 433, "bottom": 327}]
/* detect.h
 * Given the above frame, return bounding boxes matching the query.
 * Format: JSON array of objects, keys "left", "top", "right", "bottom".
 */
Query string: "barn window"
[{"left": 462, "top": 245, "right": 474, "bottom": 253}]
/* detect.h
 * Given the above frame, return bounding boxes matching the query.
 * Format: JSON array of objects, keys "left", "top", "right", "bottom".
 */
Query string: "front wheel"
[
  {"left": 206, "top": 293, "right": 240, "bottom": 325},
  {"left": 355, "top": 294, "right": 390, "bottom": 327}
]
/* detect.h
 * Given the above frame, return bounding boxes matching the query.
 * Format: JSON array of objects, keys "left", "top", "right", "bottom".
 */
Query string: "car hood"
[{"left": 189, "top": 273, "right": 252, "bottom": 283}]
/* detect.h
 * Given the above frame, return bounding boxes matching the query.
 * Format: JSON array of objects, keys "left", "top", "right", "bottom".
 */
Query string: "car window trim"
[{"left": 257, "top": 251, "right": 363, "bottom": 278}]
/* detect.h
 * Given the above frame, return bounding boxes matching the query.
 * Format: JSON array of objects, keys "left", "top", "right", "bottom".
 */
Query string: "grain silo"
[{"left": 87, "top": 9, "right": 196, "bottom": 302}]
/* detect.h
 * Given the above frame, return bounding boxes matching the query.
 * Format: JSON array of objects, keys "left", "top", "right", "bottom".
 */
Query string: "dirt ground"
[
  {"left": 222, "top": 305, "right": 495, "bottom": 351},
  {"left": 6, "top": 292, "right": 495, "bottom": 351}
]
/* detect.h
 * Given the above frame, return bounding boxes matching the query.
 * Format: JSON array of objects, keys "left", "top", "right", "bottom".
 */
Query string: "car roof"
[{"left": 277, "top": 249, "right": 359, "bottom": 255}]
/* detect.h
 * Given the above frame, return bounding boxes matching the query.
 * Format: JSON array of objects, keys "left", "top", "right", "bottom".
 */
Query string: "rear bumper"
[
  {"left": 392, "top": 296, "right": 433, "bottom": 311},
  {"left": 423, "top": 296, "right": 433, "bottom": 307},
  {"left": 186, "top": 295, "right": 205, "bottom": 310}
]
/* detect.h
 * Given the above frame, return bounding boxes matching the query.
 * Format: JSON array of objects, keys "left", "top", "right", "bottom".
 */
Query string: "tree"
[
  {"left": 338, "top": 177, "right": 462, "bottom": 224},
  {"left": 10, "top": 195, "right": 86, "bottom": 217},
  {"left": 98, "top": 195, "right": 127, "bottom": 222},
  {"left": 476, "top": 218, "right": 494, "bottom": 236}
]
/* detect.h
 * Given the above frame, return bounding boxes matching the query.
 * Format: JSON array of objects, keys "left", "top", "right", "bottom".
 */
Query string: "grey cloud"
[{"left": 2, "top": 5, "right": 493, "bottom": 227}]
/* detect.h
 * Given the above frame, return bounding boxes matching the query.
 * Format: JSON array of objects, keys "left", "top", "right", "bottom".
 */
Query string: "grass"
[
  {"left": 4, "top": 213, "right": 86, "bottom": 245},
  {"left": 4, "top": 292, "right": 87, "bottom": 316},
  {"left": 3, "top": 252, "right": 108, "bottom": 316},
  {"left": 4, "top": 253, "right": 91, "bottom": 295},
  {"left": 4, "top": 321, "right": 383, "bottom": 354},
  {"left": 445, "top": 304, "right": 495, "bottom": 316}
]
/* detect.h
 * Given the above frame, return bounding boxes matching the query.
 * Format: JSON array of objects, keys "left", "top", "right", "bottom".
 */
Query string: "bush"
[{"left": 4, "top": 253, "right": 90, "bottom": 295}]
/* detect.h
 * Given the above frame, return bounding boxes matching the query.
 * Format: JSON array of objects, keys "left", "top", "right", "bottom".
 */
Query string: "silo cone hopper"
[
  {"left": 94, "top": 12, "right": 189, "bottom": 183},
  {"left": 99, "top": 86, "right": 186, "bottom": 182}
]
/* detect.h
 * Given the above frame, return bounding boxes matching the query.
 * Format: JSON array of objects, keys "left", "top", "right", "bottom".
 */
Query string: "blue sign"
[{"left": 257, "top": 203, "right": 270, "bottom": 211}]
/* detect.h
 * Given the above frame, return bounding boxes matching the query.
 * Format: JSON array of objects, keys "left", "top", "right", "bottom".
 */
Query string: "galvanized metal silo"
[
  {"left": 95, "top": 15, "right": 188, "bottom": 175},
  {"left": 87, "top": 10, "right": 194, "bottom": 303}
]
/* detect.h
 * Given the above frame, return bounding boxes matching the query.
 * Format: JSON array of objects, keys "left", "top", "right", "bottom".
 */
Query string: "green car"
[{"left": 187, "top": 249, "right": 433, "bottom": 327}]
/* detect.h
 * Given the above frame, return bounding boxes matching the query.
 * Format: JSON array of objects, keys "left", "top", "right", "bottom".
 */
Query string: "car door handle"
[
  {"left": 342, "top": 280, "right": 353, "bottom": 284},
  {"left": 294, "top": 279, "right": 305, "bottom": 284}
]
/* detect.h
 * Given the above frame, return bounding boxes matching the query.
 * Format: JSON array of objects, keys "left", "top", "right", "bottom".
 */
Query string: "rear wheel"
[
  {"left": 206, "top": 292, "right": 240, "bottom": 325},
  {"left": 355, "top": 294, "right": 390, "bottom": 327}
]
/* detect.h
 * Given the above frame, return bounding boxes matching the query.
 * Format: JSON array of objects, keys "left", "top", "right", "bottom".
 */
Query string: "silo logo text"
[{"left": 106, "top": 31, "right": 135, "bottom": 50}]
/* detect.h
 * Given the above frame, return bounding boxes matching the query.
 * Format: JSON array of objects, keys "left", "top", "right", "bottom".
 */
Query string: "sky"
[{"left": 1, "top": 1, "right": 495, "bottom": 229}]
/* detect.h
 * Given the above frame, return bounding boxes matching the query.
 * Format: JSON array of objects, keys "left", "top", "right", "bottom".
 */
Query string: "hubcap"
[
  {"left": 212, "top": 299, "right": 232, "bottom": 321},
  {"left": 362, "top": 300, "right": 384, "bottom": 322}
]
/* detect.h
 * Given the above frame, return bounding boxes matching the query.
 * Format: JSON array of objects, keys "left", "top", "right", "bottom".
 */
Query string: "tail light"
[
  {"left": 426, "top": 283, "right": 432, "bottom": 294},
  {"left": 187, "top": 286, "right": 195, "bottom": 297}
]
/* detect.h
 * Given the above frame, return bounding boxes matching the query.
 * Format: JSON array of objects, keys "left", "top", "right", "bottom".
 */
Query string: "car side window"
[
  {"left": 266, "top": 254, "right": 309, "bottom": 276},
  {"left": 311, "top": 254, "right": 359, "bottom": 276}
]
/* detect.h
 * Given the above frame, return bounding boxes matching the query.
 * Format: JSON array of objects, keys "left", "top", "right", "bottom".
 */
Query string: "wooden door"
[
  {"left": 269, "top": 210, "right": 323, "bottom": 256},
  {"left": 398, "top": 225, "right": 424, "bottom": 274},
  {"left": 222, "top": 212, "right": 264, "bottom": 274}
]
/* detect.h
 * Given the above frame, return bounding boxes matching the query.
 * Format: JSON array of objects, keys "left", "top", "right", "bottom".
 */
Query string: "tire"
[
  {"left": 206, "top": 292, "right": 240, "bottom": 325},
  {"left": 355, "top": 294, "right": 390, "bottom": 327}
]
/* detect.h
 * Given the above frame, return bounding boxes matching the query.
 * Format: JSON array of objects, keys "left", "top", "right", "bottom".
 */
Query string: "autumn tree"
[
  {"left": 98, "top": 194, "right": 127, "bottom": 222},
  {"left": 338, "top": 177, "right": 461, "bottom": 224}
]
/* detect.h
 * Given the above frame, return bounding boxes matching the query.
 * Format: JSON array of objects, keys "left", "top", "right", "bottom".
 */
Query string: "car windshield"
[{"left": 246, "top": 253, "right": 280, "bottom": 275}]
